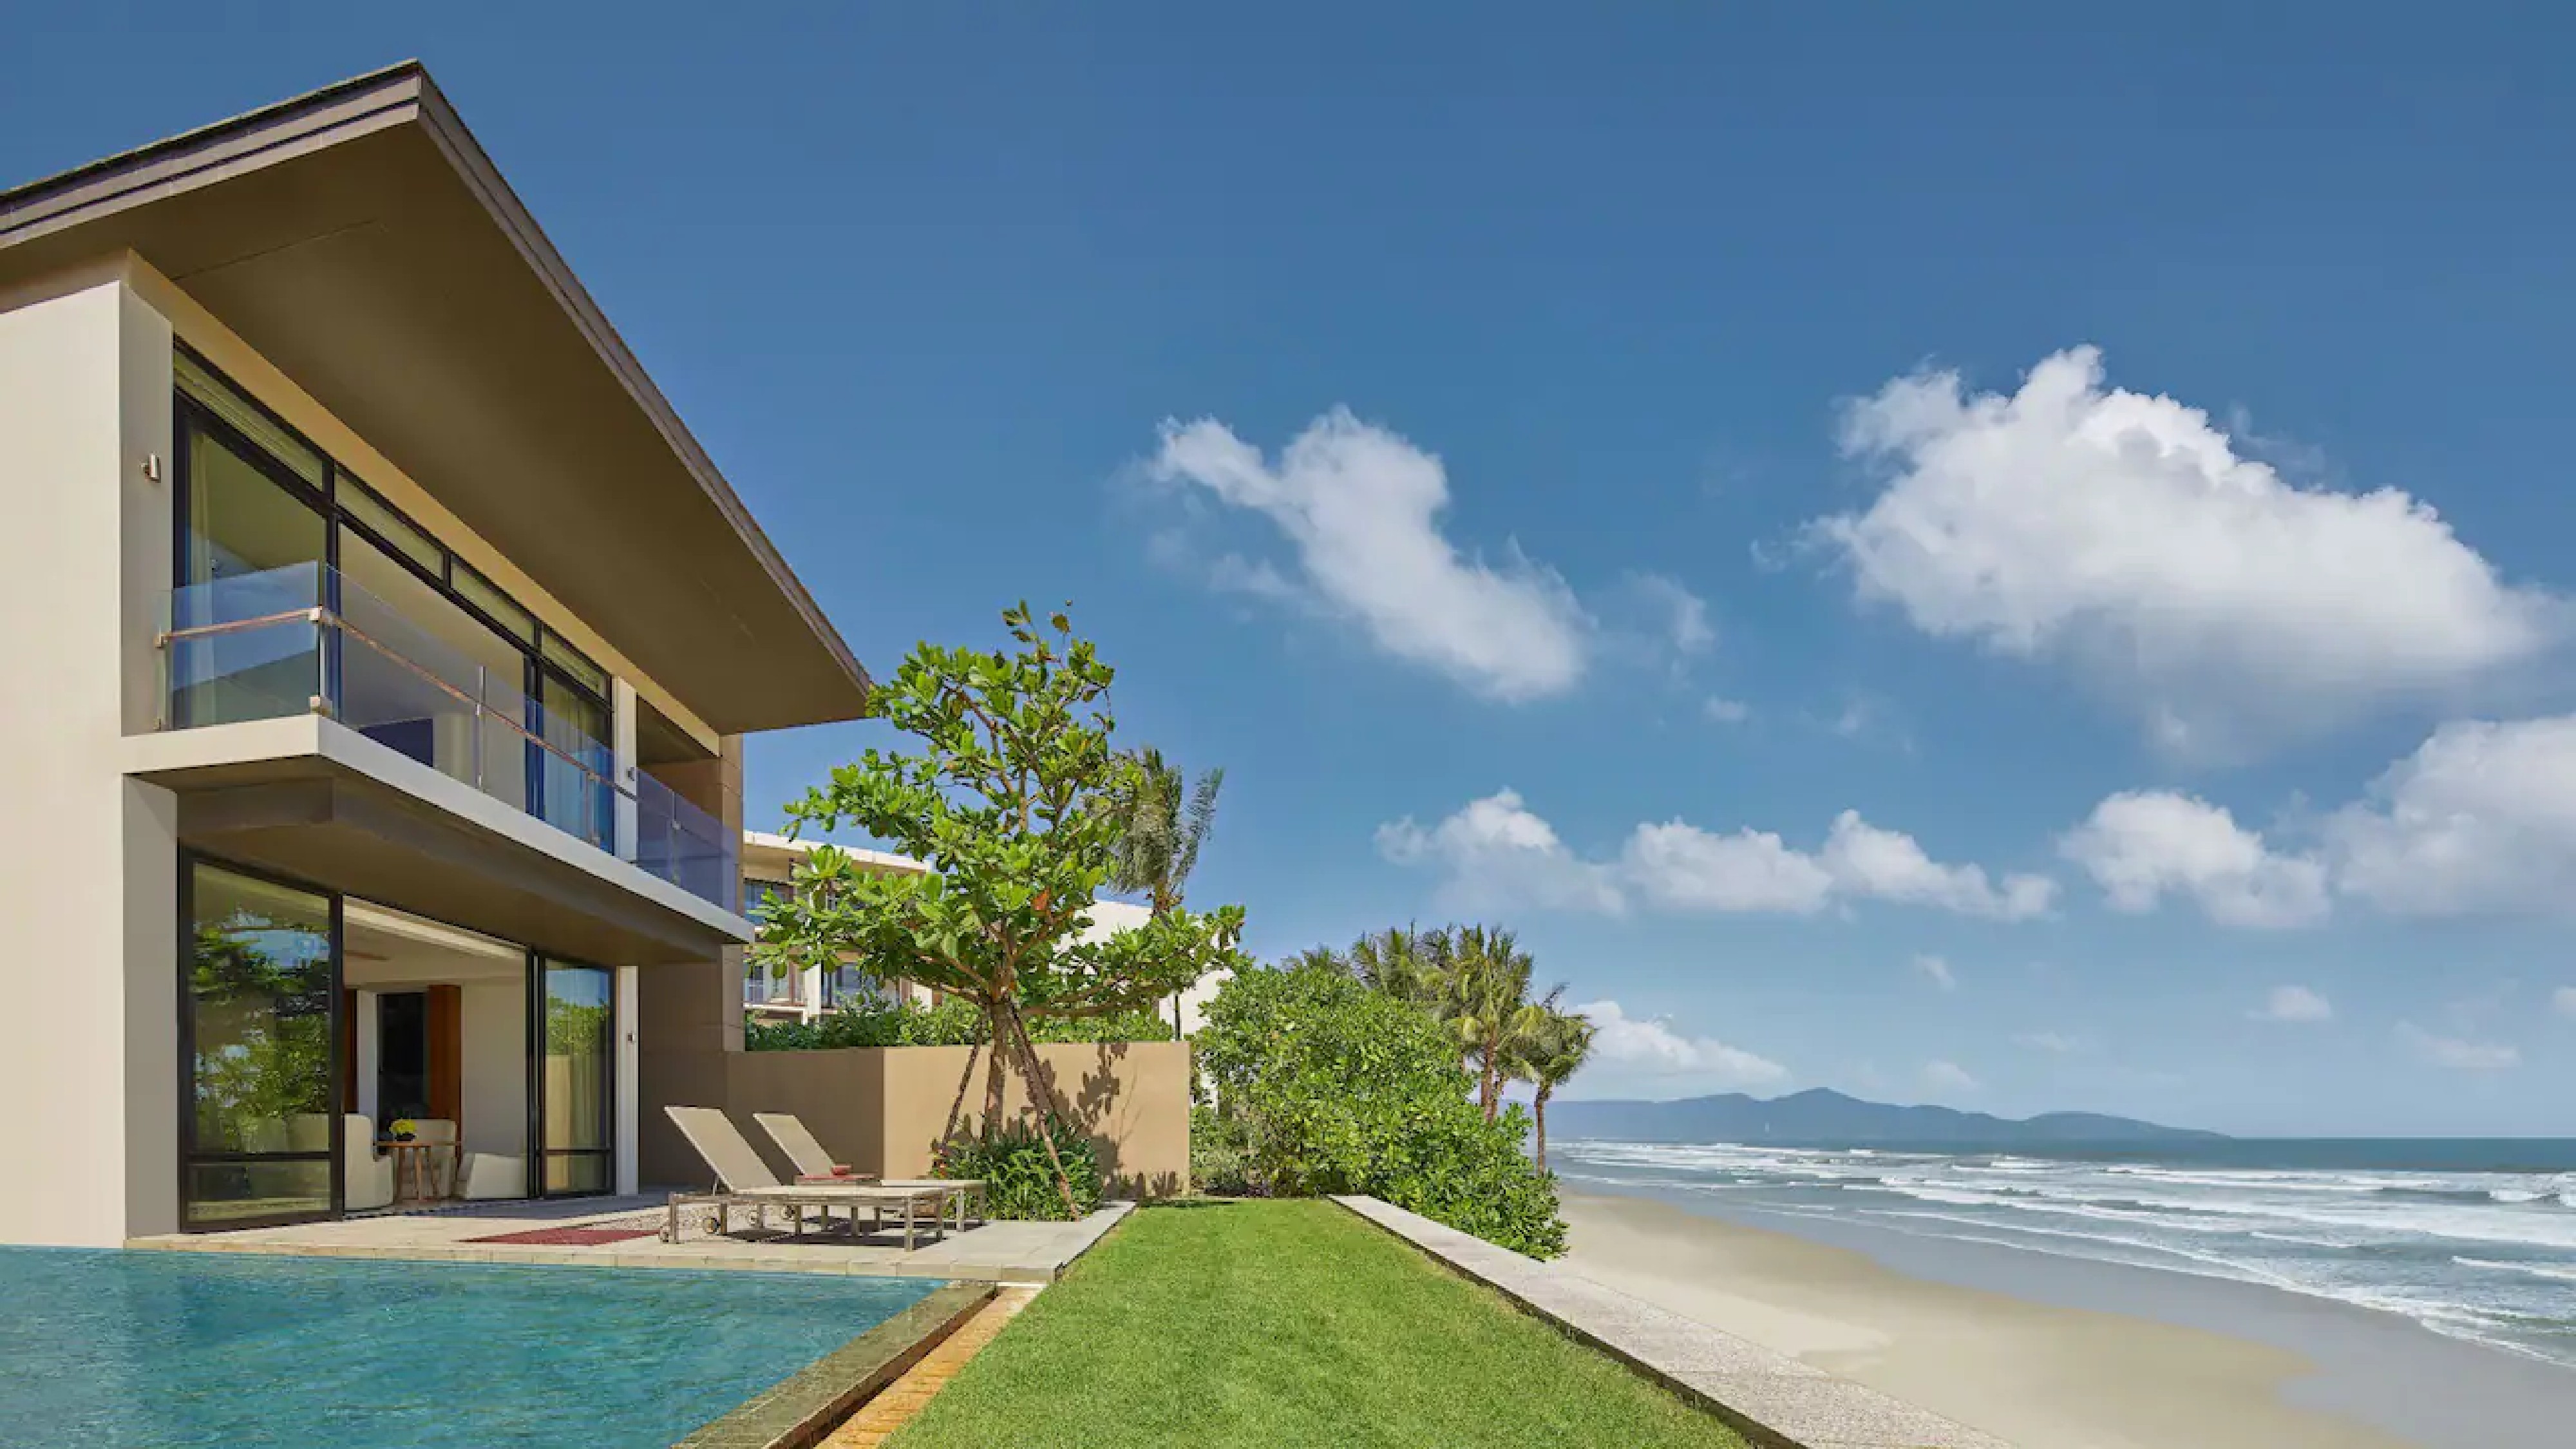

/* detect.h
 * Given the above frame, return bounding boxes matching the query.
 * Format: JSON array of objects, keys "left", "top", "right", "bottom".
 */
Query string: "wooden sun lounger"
[
  {"left": 752, "top": 1110, "right": 990, "bottom": 1234},
  {"left": 660, "top": 1106, "right": 955, "bottom": 1249}
]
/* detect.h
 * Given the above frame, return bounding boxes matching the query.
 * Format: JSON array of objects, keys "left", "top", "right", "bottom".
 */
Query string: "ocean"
[{"left": 1555, "top": 1136, "right": 2576, "bottom": 1370}]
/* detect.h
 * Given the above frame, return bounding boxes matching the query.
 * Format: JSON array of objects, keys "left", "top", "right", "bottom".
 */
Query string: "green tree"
[
  {"left": 1106, "top": 746, "right": 1225, "bottom": 918},
  {"left": 1445, "top": 925, "right": 1562, "bottom": 1122},
  {"left": 1343, "top": 923, "right": 1452, "bottom": 1009},
  {"left": 1507, "top": 1005, "right": 1596, "bottom": 1172},
  {"left": 753, "top": 603, "right": 1248, "bottom": 1213}
]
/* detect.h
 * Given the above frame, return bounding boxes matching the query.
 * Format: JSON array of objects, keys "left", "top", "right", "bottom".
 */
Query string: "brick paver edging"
[
  {"left": 1330, "top": 1196, "right": 2014, "bottom": 1449},
  {"left": 673, "top": 1281, "right": 994, "bottom": 1449}
]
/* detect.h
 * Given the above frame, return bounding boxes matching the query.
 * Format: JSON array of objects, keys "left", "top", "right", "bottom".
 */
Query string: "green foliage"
[
  {"left": 1188, "top": 1104, "right": 1255, "bottom": 1196},
  {"left": 937, "top": 1117, "right": 1104, "bottom": 1221},
  {"left": 1195, "top": 963, "right": 1567, "bottom": 1258},
  {"left": 744, "top": 997, "right": 1174, "bottom": 1052},
  {"left": 1104, "top": 745, "right": 1225, "bottom": 916},
  {"left": 1507, "top": 1004, "right": 1598, "bottom": 1172}
]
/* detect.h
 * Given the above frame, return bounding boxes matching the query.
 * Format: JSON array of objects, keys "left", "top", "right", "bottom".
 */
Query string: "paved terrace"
[
  {"left": 129, "top": 1195, "right": 1130, "bottom": 1283},
  {"left": 1335, "top": 1195, "right": 2014, "bottom": 1449}
]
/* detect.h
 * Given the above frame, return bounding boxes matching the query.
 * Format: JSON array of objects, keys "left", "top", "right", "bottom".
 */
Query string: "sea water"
[{"left": 1557, "top": 1137, "right": 2576, "bottom": 1369}]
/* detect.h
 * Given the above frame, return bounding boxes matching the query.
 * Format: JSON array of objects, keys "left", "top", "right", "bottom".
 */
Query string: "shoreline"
[{"left": 1559, "top": 1188, "right": 2575, "bottom": 1449}]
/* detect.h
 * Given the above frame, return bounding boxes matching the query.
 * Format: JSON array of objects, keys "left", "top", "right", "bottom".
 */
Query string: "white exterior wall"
[{"left": 0, "top": 269, "right": 182, "bottom": 1245}]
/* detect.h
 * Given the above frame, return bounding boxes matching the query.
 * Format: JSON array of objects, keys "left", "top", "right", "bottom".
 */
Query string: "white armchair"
[
  {"left": 460, "top": 1151, "right": 527, "bottom": 1201},
  {"left": 344, "top": 1114, "right": 394, "bottom": 1211}
]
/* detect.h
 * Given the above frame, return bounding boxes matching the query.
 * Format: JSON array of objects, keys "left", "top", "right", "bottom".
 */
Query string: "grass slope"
[{"left": 889, "top": 1198, "right": 1745, "bottom": 1448}]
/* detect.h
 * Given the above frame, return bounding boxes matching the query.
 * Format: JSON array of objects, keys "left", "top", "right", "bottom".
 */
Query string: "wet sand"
[{"left": 1560, "top": 1189, "right": 2575, "bottom": 1448}]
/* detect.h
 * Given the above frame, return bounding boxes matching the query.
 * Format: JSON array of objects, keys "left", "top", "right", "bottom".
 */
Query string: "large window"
[
  {"left": 173, "top": 348, "right": 618, "bottom": 846},
  {"left": 536, "top": 960, "right": 614, "bottom": 1196},
  {"left": 182, "top": 861, "right": 338, "bottom": 1227}
]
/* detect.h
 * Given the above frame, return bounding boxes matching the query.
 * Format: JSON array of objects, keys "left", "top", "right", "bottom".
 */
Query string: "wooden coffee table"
[{"left": 384, "top": 1141, "right": 455, "bottom": 1204}]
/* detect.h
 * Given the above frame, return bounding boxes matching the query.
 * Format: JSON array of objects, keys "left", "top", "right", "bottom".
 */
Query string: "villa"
[{"left": 0, "top": 63, "right": 871, "bottom": 1245}]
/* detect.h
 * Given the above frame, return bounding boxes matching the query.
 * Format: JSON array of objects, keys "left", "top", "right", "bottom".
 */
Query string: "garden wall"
[{"left": 723, "top": 1039, "right": 1190, "bottom": 1197}]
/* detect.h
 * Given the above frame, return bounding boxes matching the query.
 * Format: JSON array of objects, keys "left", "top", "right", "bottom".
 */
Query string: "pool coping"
[{"left": 673, "top": 1280, "right": 995, "bottom": 1449}]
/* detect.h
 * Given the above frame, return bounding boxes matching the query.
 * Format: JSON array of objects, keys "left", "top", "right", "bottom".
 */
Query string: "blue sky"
[{"left": 12, "top": 6, "right": 2576, "bottom": 1135}]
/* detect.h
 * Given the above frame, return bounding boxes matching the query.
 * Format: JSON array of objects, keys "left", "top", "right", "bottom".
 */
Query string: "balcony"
[{"left": 153, "top": 562, "right": 737, "bottom": 914}]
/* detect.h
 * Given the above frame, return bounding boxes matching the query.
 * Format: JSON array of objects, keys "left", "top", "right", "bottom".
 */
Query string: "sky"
[{"left": 10, "top": 5, "right": 2576, "bottom": 1136}]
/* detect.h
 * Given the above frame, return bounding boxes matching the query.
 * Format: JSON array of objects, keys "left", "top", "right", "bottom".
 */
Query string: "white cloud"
[
  {"left": 2397, "top": 1022, "right": 2519, "bottom": 1073},
  {"left": 1630, "top": 573, "right": 1714, "bottom": 656},
  {"left": 1374, "top": 790, "right": 1624, "bottom": 915},
  {"left": 1575, "top": 1000, "right": 1788, "bottom": 1086},
  {"left": 1151, "top": 410, "right": 1591, "bottom": 702},
  {"left": 1815, "top": 346, "right": 2555, "bottom": 753},
  {"left": 1704, "top": 696, "right": 1752, "bottom": 724},
  {"left": 2325, "top": 716, "right": 2576, "bottom": 916},
  {"left": 1385, "top": 792, "right": 2052, "bottom": 922},
  {"left": 2555, "top": 987, "right": 2576, "bottom": 1021},
  {"left": 1823, "top": 811, "right": 2057, "bottom": 920},
  {"left": 2060, "top": 791, "right": 2330, "bottom": 928},
  {"left": 1922, "top": 1059, "right": 1980, "bottom": 1094},
  {"left": 2014, "top": 1031, "right": 2084, "bottom": 1055},
  {"left": 1913, "top": 954, "right": 1958, "bottom": 991},
  {"left": 2251, "top": 985, "right": 2334, "bottom": 1023}
]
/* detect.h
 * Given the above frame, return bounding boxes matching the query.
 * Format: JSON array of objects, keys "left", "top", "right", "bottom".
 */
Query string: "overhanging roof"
[{"left": 0, "top": 62, "right": 869, "bottom": 735}]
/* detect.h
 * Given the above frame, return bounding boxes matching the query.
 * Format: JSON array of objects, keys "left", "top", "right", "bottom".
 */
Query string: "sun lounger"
[
  {"left": 659, "top": 1106, "right": 951, "bottom": 1249},
  {"left": 752, "top": 1110, "right": 989, "bottom": 1231}
]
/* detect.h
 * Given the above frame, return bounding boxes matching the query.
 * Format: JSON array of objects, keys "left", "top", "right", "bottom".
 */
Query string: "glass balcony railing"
[{"left": 156, "top": 562, "right": 739, "bottom": 914}]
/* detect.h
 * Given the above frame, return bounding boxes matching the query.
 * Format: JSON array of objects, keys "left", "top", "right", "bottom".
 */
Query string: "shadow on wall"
[{"left": 723, "top": 1039, "right": 1192, "bottom": 1197}]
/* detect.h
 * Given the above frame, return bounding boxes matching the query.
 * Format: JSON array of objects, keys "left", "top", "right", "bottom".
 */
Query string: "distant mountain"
[{"left": 1547, "top": 1088, "right": 2223, "bottom": 1146}]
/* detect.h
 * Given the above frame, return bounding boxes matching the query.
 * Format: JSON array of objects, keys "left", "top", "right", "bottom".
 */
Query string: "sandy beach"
[{"left": 1562, "top": 1189, "right": 2515, "bottom": 1449}]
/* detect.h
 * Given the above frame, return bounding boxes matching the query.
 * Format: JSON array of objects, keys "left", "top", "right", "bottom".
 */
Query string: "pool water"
[{"left": 0, "top": 1247, "right": 940, "bottom": 1447}]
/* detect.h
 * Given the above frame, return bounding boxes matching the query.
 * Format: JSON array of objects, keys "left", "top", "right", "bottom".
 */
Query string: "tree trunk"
[
  {"left": 1003, "top": 1001, "right": 1083, "bottom": 1220},
  {"left": 979, "top": 999, "right": 1010, "bottom": 1143},
  {"left": 1534, "top": 1086, "right": 1553, "bottom": 1172},
  {"left": 936, "top": 1036, "right": 980, "bottom": 1160},
  {"left": 1480, "top": 1036, "right": 1501, "bottom": 1121}
]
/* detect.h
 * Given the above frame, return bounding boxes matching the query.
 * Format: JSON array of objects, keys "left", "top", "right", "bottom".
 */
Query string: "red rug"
[{"left": 463, "top": 1226, "right": 659, "bottom": 1246}]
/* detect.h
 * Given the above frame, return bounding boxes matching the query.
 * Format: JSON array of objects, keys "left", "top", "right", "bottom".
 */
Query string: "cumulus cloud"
[
  {"left": 1574, "top": 1000, "right": 1788, "bottom": 1086},
  {"left": 1374, "top": 790, "right": 1624, "bottom": 915},
  {"left": 2251, "top": 985, "right": 2334, "bottom": 1023},
  {"left": 1704, "top": 696, "right": 1752, "bottom": 724},
  {"left": 2555, "top": 987, "right": 2576, "bottom": 1021},
  {"left": 1922, "top": 1059, "right": 1980, "bottom": 1094},
  {"left": 2060, "top": 791, "right": 2330, "bottom": 928},
  {"left": 1383, "top": 791, "right": 2054, "bottom": 922},
  {"left": 2397, "top": 1022, "right": 2519, "bottom": 1073},
  {"left": 1815, "top": 346, "right": 2556, "bottom": 753},
  {"left": 2014, "top": 1031, "right": 2084, "bottom": 1055},
  {"left": 1913, "top": 954, "right": 1958, "bottom": 991},
  {"left": 2325, "top": 715, "right": 2576, "bottom": 916},
  {"left": 1628, "top": 573, "right": 1714, "bottom": 656},
  {"left": 1149, "top": 410, "right": 1591, "bottom": 702}
]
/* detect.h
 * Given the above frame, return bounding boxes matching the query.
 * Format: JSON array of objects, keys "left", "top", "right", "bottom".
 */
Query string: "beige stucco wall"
[
  {"left": 0, "top": 267, "right": 183, "bottom": 1245},
  {"left": 723, "top": 1040, "right": 1191, "bottom": 1198},
  {"left": 460, "top": 978, "right": 527, "bottom": 1161}
]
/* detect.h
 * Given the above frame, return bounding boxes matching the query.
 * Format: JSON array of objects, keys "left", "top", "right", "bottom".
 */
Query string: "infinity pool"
[{"left": 0, "top": 1248, "right": 940, "bottom": 1447}]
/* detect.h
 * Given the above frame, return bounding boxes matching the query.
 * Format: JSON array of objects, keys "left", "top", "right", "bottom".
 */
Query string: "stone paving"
[
  {"left": 128, "top": 1195, "right": 1132, "bottom": 1283},
  {"left": 1333, "top": 1195, "right": 2015, "bottom": 1449}
]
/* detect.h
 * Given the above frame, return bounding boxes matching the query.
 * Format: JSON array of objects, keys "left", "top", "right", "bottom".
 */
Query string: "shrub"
[
  {"left": 936, "top": 1117, "right": 1103, "bottom": 1221},
  {"left": 1189, "top": 1104, "right": 1256, "bottom": 1197},
  {"left": 745, "top": 996, "right": 1173, "bottom": 1052},
  {"left": 1194, "top": 964, "right": 1566, "bottom": 1258}
]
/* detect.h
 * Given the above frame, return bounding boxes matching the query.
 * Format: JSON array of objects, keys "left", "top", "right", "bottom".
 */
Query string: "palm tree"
[
  {"left": 1445, "top": 925, "right": 1561, "bottom": 1121},
  {"left": 1106, "top": 747, "right": 1224, "bottom": 918},
  {"left": 1509, "top": 1006, "right": 1595, "bottom": 1171},
  {"left": 1345, "top": 923, "right": 1450, "bottom": 1007},
  {"left": 1282, "top": 945, "right": 1346, "bottom": 973}
]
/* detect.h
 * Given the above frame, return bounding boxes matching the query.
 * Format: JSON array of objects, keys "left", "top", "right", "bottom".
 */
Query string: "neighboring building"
[
  {"left": 738, "top": 831, "right": 933, "bottom": 1020},
  {"left": 0, "top": 65, "right": 872, "bottom": 1245}
]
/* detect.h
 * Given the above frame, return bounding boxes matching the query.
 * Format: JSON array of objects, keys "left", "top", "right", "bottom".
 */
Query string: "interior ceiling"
[{"left": 0, "top": 69, "right": 870, "bottom": 736}]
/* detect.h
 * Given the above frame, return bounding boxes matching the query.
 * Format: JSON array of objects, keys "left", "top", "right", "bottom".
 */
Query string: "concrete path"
[
  {"left": 1334, "top": 1195, "right": 2013, "bottom": 1449},
  {"left": 129, "top": 1197, "right": 1131, "bottom": 1283}
]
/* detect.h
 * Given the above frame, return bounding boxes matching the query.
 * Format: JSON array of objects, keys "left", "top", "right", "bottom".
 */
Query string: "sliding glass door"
[
  {"left": 180, "top": 861, "right": 339, "bottom": 1227},
  {"left": 535, "top": 958, "right": 614, "bottom": 1196}
]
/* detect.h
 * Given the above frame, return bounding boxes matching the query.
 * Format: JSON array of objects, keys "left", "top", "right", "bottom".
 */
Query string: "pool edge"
[{"left": 671, "top": 1280, "right": 995, "bottom": 1449}]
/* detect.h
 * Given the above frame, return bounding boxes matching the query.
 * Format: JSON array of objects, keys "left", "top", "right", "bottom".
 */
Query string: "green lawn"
[{"left": 888, "top": 1198, "right": 1746, "bottom": 1448}]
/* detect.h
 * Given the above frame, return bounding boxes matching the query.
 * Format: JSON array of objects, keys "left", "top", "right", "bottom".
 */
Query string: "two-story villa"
[{"left": 0, "top": 64, "right": 869, "bottom": 1244}]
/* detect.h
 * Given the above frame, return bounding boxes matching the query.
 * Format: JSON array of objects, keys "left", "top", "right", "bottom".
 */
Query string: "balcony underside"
[{"left": 126, "top": 716, "right": 749, "bottom": 966}]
